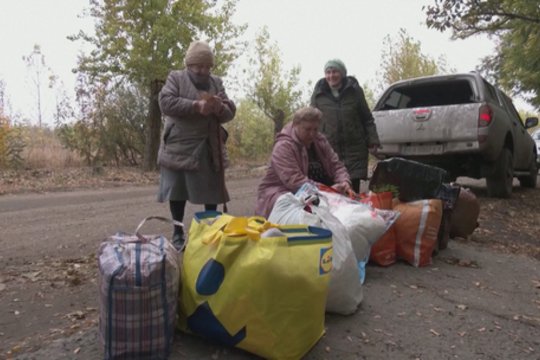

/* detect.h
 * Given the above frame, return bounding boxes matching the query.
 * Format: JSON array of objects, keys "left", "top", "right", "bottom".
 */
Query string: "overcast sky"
[{"left": 1, "top": 0, "right": 530, "bottom": 126}]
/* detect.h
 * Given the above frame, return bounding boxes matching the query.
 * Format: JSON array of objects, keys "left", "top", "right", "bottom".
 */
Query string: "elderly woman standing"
[
  {"left": 255, "top": 106, "right": 351, "bottom": 218},
  {"left": 311, "top": 59, "right": 380, "bottom": 193},
  {"left": 158, "top": 40, "right": 236, "bottom": 250}
]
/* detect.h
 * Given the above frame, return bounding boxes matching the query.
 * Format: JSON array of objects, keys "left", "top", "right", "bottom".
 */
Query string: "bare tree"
[
  {"left": 48, "top": 74, "right": 75, "bottom": 127},
  {"left": 22, "top": 44, "right": 52, "bottom": 127}
]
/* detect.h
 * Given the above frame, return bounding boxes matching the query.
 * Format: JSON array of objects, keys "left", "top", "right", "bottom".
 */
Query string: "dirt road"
[{"left": 1, "top": 176, "right": 539, "bottom": 359}]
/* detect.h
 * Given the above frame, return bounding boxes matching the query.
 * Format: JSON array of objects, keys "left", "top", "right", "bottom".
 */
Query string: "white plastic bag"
[
  {"left": 268, "top": 191, "right": 322, "bottom": 226},
  {"left": 320, "top": 191, "right": 399, "bottom": 261},
  {"left": 269, "top": 192, "right": 363, "bottom": 315}
]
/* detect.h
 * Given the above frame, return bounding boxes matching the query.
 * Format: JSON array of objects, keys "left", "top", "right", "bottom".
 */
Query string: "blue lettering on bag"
[{"left": 319, "top": 247, "right": 333, "bottom": 274}]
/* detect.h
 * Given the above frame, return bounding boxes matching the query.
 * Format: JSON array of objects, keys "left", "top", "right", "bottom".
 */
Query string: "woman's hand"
[
  {"left": 331, "top": 181, "right": 352, "bottom": 195},
  {"left": 209, "top": 96, "right": 226, "bottom": 115},
  {"left": 193, "top": 100, "right": 211, "bottom": 116},
  {"left": 194, "top": 96, "right": 225, "bottom": 116}
]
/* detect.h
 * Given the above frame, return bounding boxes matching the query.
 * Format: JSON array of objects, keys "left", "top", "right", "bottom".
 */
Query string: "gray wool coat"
[
  {"left": 157, "top": 70, "right": 235, "bottom": 203},
  {"left": 158, "top": 70, "right": 235, "bottom": 172}
]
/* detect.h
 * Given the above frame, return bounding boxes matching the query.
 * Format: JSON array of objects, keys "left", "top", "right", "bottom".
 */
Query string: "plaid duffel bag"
[{"left": 97, "top": 216, "right": 182, "bottom": 360}]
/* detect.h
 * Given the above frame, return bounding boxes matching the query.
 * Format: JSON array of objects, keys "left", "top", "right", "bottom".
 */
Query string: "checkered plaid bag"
[{"left": 98, "top": 216, "right": 182, "bottom": 360}]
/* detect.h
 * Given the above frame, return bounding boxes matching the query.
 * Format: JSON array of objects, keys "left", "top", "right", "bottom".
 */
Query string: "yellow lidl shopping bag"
[{"left": 179, "top": 211, "right": 333, "bottom": 360}]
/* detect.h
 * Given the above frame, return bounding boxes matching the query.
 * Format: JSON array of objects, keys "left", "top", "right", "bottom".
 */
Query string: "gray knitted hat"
[
  {"left": 324, "top": 59, "right": 347, "bottom": 77},
  {"left": 184, "top": 40, "right": 214, "bottom": 66}
]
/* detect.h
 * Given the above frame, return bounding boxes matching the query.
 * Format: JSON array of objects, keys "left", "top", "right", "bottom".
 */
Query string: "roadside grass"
[
  {"left": 0, "top": 129, "right": 269, "bottom": 194},
  {"left": 20, "top": 127, "right": 83, "bottom": 169}
]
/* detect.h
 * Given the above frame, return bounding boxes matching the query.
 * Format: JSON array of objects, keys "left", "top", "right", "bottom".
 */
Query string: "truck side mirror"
[{"left": 525, "top": 117, "right": 539, "bottom": 129}]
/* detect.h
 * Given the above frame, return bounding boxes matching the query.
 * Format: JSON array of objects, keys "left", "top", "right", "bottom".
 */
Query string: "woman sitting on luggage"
[{"left": 255, "top": 106, "right": 352, "bottom": 218}]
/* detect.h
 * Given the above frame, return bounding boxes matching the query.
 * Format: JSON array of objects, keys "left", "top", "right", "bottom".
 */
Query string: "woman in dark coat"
[
  {"left": 158, "top": 40, "right": 236, "bottom": 249},
  {"left": 311, "top": 59, "right": 380, "bottom": 193}
]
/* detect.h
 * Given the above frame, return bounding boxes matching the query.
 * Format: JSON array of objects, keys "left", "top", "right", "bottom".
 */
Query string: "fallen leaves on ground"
[
  {"left": 2, "top": 255, "right": 95, "bottom": 288},
  {"left": 469, "top": 188, "right": 540, "bottom": 260},
  {"left": 440, "top": 256, "right": 480, "bottom": 268}
]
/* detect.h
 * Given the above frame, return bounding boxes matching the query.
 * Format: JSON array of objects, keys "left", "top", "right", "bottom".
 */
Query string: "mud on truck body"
[{"left": 372, "top": 72, "right": 539, "bottom": 198}]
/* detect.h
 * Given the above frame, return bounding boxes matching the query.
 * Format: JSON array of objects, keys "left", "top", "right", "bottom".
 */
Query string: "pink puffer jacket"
[{"left": 255, "top": 122, "right": 350, "bottom": 217}]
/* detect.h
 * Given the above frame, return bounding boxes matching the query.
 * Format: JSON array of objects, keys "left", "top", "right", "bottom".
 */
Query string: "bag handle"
[
  {"left": 202, "top": 216, "right": 276, "bottom": 245},
  {"left": 133, "top": 216, "right": 184, "bottom": 243}
]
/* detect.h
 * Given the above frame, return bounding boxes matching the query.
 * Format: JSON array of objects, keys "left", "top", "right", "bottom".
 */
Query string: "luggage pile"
[
  {"left": 368, "top": 157, "right": 479, "bottom": 267},
  {"left": 97, "top": 213, "right": 334, "bottom": 359},
  {"left": 268, "top": 183, "right": 399, "bottom": 315},
  {"left": 96, "top": 157, "right": 480, "bottom": 359}
]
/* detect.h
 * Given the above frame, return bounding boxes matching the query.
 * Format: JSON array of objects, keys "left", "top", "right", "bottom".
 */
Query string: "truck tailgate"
[{"left": 373, "top": 103, "right": 481, "bottom": 155}]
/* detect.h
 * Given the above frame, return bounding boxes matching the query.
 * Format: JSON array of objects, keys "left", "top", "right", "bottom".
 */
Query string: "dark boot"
[
  {"left": 169, "top": 200, "right": 186, "bottom": 251},
  {"left": 172, "top": 226, "right": 185, "bottom": 251}
]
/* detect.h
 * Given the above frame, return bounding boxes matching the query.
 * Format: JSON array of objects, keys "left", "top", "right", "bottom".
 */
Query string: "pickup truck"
[{"left": 372, "top": 72, "right": 539, "bottom": 198}]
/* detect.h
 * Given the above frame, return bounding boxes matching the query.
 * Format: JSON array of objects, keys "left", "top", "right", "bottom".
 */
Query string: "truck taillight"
[{"left": 478, "top": 104, "right": 492, "bottom": 127}]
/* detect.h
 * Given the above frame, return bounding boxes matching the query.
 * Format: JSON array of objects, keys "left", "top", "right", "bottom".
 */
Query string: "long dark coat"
[{"left": 311, "top": 76, "right": 380, "bottom": 179}]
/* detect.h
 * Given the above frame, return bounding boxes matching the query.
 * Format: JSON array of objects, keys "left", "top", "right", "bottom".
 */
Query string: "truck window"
[
  {"left": 483, "top": 80, "right": 501, "bottom": 106},
  {"left": 499, "top": 91, "right": 524, "bottom": 126},
  {"left": 381, "top": 91, "right": 411, "bottom": 109},
  {"left": 379, "top": 79, "right": 474, "bottom": 110}
]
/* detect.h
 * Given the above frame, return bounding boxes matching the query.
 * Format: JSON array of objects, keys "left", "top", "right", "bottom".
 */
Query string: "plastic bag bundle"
[
  {"left": 269, "top": 185, "right": 322, "bottom": 226},
  {"left": 269, "top": 192, "right": 363, "bottom": 315},
  {"left": 449, "top": 187, "right": 479, "bottom": 238},
  {"left": 319, "top": 191, "right": 400, "bottom": 260},
  {"left": 394, "top": 199, "right": 443, "bottom": 267}
]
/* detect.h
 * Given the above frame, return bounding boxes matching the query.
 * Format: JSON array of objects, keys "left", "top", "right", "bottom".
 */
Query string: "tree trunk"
[
  {"left": 143, "top": 80, "right": 163, "bottom": 171},
  {"left": 273, "top": 109, "right": 285, "bottom": 136}
]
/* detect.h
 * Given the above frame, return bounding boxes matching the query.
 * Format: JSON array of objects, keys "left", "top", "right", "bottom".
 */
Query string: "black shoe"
[{"left": 172, "top": 232, "right": 185, "bottom": 252}]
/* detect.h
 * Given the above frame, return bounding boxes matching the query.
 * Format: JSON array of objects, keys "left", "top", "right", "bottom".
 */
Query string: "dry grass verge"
[
  {"left": 0, "top": 164, "right": 267, "bottom": 195},
  {"left": 0, "top": 167, "right": 159, "bottom": 195}
]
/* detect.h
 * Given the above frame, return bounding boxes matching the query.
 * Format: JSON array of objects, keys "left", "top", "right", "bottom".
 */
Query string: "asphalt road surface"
[{"left": 1, "top": 177, "right": 539, "bottom": 359}]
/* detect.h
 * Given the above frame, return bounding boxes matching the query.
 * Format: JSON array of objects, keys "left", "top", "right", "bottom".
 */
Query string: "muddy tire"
[
  {"left": 486, "top": 148, "right": 513, "bottom": 198},
  {"left": 518, "top": 154, "right": 538, "bottom": 188}
]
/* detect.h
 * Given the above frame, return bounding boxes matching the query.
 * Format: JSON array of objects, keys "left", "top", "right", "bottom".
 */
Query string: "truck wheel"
[
  {"left": 518, "top": 155, "right": 538, "bottom": 188},
  {"left": 486, "top": 148, "right": 513, "bottom": 198}
]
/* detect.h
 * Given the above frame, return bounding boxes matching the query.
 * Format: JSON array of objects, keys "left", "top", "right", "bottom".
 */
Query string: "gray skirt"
[{"left": 157, "top": 144, "right": 229, "bottom": 204}]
